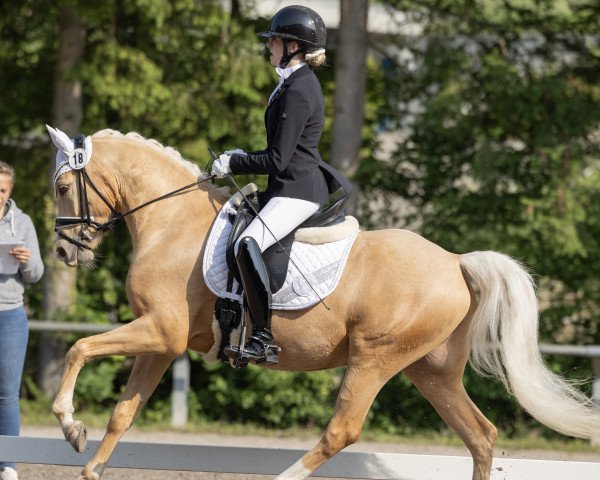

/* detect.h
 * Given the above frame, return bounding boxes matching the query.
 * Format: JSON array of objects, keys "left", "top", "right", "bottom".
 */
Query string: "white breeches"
[{"left": 234, "top": 197, "right": 320, "bottom": 254}]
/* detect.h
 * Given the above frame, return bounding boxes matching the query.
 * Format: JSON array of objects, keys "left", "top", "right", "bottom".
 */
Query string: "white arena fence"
[{"left": 1, "top": 435, "right": 599, "bottom": 479}]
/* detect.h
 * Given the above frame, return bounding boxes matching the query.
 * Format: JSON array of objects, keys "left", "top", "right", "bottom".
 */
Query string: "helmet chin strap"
[{"left": 279, "top": 39, "right": 304, "bottom": 67}]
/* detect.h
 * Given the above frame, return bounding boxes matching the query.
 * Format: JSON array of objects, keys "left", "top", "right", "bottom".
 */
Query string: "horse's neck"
[{"left": 91, "top": 138, "right": 225, "bottom": 247}]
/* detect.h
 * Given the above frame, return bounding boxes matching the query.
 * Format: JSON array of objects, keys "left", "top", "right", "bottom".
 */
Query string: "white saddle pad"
[{"left": 202, "top": 195, "right": 359, "bottom": 310}]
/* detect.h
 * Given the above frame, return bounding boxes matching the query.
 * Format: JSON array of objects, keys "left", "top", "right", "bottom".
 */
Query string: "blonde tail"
[{"left": 460, "top": 250, "right": 600, "bottom": 439}]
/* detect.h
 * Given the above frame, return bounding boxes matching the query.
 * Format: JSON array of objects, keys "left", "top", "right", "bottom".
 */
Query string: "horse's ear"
[{"left": 46, "top": 124, "right": 73, "bottom": 153}]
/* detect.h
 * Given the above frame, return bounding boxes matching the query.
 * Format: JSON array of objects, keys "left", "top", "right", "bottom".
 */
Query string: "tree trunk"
[
  {"left": 330, "top": 0, "right": 369, "bottom": 212},
  {"left": 39, "top": 4, "right": 86, "bottom": 397},
  {"left": 231, "top": 0, "right": 240, "bottom": 18}
]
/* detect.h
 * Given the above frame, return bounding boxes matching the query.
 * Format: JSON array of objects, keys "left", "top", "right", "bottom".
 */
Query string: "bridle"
[{"left": 54, "top": 135, "right": 215, "bottom": 251}]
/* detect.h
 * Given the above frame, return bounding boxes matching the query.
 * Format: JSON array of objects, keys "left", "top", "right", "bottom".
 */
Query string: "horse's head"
[{"left": 47, "top": 125, "right": 115, "bottom": 267}]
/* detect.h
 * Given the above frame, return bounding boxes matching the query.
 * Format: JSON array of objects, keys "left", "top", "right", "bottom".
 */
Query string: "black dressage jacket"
[{"left": 229, "top": 64, "right": 351, "bottom": 206}]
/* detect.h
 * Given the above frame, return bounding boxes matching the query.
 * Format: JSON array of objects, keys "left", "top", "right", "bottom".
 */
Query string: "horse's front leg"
[
  {"left": 53, "top": 315, "right": 186, "bottom": 452},
  {"left": 77, "top": 353, "right": 174, "bottom": 480}
]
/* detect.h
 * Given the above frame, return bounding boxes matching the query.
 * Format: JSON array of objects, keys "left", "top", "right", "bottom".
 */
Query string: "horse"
[{"left": 47, "top": 128, "right": 600, "bottom": 480}]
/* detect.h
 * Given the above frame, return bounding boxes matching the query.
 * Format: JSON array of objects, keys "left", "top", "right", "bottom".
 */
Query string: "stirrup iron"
[{"left": 224, "top": 334, "right": 280, "bottom": 366}]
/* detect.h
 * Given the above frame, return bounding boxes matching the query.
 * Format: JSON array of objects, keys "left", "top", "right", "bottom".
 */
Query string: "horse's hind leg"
[
  {"left": 404, "top": 338, "right": 497, "bottom": 480},
  {"left": 77, "top": 353, "right": 174, "bottom": 480},
  {"left": 276, "top": 364, "right": 395, "bottom": 480}
]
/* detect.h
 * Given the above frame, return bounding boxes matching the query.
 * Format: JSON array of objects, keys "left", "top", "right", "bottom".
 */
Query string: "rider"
[{"left": 211, "top": 5, "right": 351, "bottom": 364}]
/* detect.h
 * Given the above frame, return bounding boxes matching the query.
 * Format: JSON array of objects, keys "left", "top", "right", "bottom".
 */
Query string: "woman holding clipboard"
[{"left": 0, "top": 161, "right": 43, "bottom": 480}]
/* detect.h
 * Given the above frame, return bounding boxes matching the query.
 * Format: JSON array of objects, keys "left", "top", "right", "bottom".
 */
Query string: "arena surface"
[{"left": 15, "top": 425, "right": 600, "bottom": 479}]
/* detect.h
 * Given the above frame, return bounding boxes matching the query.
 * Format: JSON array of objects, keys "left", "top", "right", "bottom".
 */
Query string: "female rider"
[{"left": 0, "top": 161, "right": 44, "bottom": 480}]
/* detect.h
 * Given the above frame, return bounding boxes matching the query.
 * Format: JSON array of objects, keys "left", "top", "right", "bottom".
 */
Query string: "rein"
[{"left": 55, "top": 141, "right": 216, "bottom": 251}]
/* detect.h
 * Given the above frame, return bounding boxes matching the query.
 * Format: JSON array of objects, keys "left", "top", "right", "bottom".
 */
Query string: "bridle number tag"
[{"left": 70, "top": 148, "right": 89, "bottom": 169}]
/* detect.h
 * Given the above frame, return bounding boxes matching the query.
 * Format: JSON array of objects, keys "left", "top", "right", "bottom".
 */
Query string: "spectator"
[{"left": 0, "top": 161, "right": 44, "bottom": 480}]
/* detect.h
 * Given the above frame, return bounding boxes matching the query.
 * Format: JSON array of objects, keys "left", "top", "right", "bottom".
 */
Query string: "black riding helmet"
[{"left": 259, "top": 5, "right": 326, "bottom": 66}]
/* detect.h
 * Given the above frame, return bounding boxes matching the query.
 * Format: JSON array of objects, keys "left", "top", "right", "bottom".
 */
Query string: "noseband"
[{"left": 55, "top": 135, "right": 215, "bottom": 251}]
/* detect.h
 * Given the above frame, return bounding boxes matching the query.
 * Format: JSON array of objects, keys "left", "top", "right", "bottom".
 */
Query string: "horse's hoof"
[
  {"left": 76, "top": 474, "right": 100, "bottom": 480},
  {"left": 66, "top": 421, "right": 88, "bottom": 452}
]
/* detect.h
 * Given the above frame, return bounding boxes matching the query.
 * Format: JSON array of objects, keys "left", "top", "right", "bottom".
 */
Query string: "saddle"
[{"left": 225, "top": 189, "right": 349, "bottom": 294}]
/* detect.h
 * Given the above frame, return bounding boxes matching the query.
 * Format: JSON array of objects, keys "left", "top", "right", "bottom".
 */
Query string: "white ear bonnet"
[{"left": 46, "top": 125, "right": 93, "bottom": 183}]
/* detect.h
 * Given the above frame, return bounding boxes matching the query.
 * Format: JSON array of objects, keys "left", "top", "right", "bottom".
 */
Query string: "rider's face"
[{"left": 267, "top": 37, "right": 283, "bottom": 66}]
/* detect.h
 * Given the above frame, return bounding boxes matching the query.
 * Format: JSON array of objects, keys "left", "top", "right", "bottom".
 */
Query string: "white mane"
[{"left": 92, "top": 129, "right": 204, "bottom": 178}]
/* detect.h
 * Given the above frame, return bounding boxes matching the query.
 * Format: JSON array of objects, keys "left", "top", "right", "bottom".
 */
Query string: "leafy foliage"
[
  {"left": 1, "top": 0, "right": 599, "bottom": 439},
  {"left": 183, "top": 355, "right": 342, "bottom": 428}
]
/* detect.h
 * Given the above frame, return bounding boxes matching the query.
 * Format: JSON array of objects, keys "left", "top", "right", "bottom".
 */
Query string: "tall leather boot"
[{"left": 224, "top": 236, "right": 279, "bottom": 364}]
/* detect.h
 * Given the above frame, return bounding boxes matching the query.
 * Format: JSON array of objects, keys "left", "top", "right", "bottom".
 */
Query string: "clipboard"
[{"left": 0, "top": 241, "right": 24, "bottom": 274}]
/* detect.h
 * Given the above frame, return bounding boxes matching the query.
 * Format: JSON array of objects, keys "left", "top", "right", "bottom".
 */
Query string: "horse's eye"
[{"left": 58, "top": 185, "right": 69, "bottom": 196}]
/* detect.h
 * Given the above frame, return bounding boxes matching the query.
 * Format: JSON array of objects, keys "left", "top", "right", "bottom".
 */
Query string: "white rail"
[{"left": 1, "top": 435, "right": 599, "bottom": 479}]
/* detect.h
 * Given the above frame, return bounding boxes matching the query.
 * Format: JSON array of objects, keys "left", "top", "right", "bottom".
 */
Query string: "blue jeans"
[{"left": 0, "top": 306, "right": 28, "bottom": 470}]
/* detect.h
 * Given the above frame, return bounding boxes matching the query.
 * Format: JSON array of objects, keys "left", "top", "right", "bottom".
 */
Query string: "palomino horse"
[{"left": 48, "top": 129, "right": 600, "bottom": 480}]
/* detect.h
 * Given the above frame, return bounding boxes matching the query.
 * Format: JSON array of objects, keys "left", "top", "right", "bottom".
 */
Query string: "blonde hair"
[
  {"left": 305, "top": 48, "right": 326, "bottom": 68},
  {"left": 0, "top": 161, "right": 15, "bottom": 183}
]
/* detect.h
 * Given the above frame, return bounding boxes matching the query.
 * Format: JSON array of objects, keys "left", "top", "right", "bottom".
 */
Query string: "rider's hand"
[{"left": 211, "top": 153, "right": 232, "bottom": 178}]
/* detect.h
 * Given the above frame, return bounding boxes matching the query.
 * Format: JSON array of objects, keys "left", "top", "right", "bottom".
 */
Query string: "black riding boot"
[{"left": 224, "top": 237, "right": 279, "bottom": 364}]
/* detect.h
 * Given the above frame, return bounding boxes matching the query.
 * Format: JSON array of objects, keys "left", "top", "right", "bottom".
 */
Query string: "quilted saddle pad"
[{"left": 202, "top": 194, "right": 359, "bottom": 310}]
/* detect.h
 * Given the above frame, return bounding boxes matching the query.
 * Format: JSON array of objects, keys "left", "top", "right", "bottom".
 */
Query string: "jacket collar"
[
  {"left": 283, "top": 63, "right": 312, "bottom": 84},
  {"left": 275, "top": 62, "right": 306, "bottom": 81},
  {"left": 268, "top": 64, "right": 312, "bottom": 107}
]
